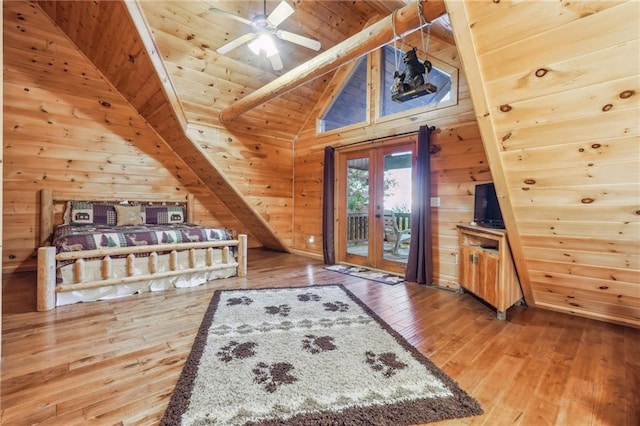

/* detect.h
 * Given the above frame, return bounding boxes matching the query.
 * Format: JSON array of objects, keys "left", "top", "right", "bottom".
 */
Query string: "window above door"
[
  {"left": 376, "top": 45, "right": 458, "bottom": 123},
  {"left": 317, "top": 41, "right": 458, "bottom": 136}
]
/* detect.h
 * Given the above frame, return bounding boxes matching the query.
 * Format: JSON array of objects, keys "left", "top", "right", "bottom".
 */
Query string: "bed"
[{"left": 36, "top": 189, "right": 247, "bottom": 311}]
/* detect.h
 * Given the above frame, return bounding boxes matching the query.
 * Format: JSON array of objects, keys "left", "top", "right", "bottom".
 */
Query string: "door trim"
[{"left": 334, "top": 135, "right": 417, "bottom": 274}]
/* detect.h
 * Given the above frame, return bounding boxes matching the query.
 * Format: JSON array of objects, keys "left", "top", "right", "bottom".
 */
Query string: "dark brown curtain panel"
[
  {"left": 322, "top": 146, "right": 336, "bottom": 264},
  {"left": 405, "top": 125, "right": 434, "bottom": 284}
]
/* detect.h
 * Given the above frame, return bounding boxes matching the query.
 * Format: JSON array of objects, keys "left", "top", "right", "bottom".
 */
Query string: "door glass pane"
[
  {"left": 346, "top": 157, "right": 369, "bottom": 257},
  {"left": 382, "top": 151, "right": 412, "bottom": 262}
]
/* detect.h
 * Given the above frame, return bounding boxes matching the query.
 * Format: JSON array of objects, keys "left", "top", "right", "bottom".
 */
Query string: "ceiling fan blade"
[
  {"left": 267, "top": 1, "right": 294, "bottom": 27},
  {"left": 276, "top": 30, "right": 321, "bottom": 51},
  {"left": 208, "top": 7, "right": 253, "bottom": 26},
  {"left": 268, "top": 51, "right": 284, "bottom": 71},
  {"left": 216, "top": 32, "right": 256, "bottom": 54}
]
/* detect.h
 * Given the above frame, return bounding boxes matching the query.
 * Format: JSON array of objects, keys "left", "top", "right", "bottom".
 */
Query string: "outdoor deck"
[{"left": 347, "top": 212, "right": 410, "bottom": 263}]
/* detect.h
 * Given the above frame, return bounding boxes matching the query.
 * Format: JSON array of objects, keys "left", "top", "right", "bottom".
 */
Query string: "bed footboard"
[{"left": 37, "top": 234, "right": 247, "bottom": 311}]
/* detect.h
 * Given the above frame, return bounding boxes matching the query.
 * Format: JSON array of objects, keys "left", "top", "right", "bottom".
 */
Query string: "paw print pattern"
[
  {"left": 253, "top": 362, "right": 298, "bottom": 393},
  {"left": 365, "top": 351, "right": 408, "bottom": 378},
  {"left": 216, "top": 341, "right": 257, "bottom": 363},
  {"left": 297, "top": 292, "right": 321, "bottom": 302},
  {"left": 302, "top": 335, "right": 337, "bottom": 354},
  {"left": 265, "top": 304, "right": 291, "bottom": 317},
  {"left": 226, "top": 296, "right": 253, "bottom": 306},
  {"left": 323, "top": 301, "right": 349, "bottom": 312}
]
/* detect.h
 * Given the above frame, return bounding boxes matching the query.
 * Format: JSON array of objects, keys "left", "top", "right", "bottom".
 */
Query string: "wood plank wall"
[
  {"left": 186, "top": 123, "right": 294, "bottom": 246},
  {"left": 292, "top": 33, "right": 491, "bottom": 289},
  {"left": 447, "top": 0, "right": 640, "bottom": 327},
  {"left": 2, "top": 1, "right": 252, "bottom": 273},
  {"left": 35, "top": 0, "right": 288, "bottom": 252}
]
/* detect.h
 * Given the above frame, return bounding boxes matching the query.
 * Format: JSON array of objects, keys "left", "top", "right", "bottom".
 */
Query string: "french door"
[{"left": 336, "top": 139, "right": 416, "bottom": 274}]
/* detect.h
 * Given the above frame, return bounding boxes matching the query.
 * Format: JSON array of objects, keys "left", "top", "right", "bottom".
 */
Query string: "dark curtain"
[
  {"left": 405, "top": 125, "right": 434, "bottom": 284},
  {"left": 322, "top": 146, "right": 335, "bottom": 264}
]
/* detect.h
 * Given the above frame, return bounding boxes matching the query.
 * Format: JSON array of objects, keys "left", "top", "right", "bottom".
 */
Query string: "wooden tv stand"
[{"left": 457, "top": 224, "right": 523, "bottom": 320}]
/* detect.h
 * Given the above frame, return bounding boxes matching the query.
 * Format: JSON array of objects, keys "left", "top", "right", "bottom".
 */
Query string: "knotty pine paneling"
[
  {"left": 2, "top": 1, "right": 253, "bottom": 273},
  {"left": 140, "top": 1, "right": 328, "bottom": 136},
  {"left": 186, "top": 124, "right": 294, "bottom": 246},
  {"left": 293, "top": 34, "right": 489, "bottom": 290},
  {"left": 447, "top": 0, "right": 639, "bottom": 327},
  {"left": 36, "top": 0, "right": 288, "bottom": 251}
]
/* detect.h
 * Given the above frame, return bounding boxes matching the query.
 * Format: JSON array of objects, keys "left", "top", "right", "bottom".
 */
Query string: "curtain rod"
[{"left": 333, "top": 126, "right": 435, "bottom": 151}]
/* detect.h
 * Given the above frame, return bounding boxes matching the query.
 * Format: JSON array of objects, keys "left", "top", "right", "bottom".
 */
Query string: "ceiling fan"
[{"left": 211, "top": 0, "right": 321, "bottom": 71}]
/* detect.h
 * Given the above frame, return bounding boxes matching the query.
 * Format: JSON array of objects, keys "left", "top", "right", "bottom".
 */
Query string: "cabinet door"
[
  {"left": 477, "top": 250, "right": 499, "bottom": 306},
  {"left": 459, "top": 245, "right": 478, "bottom": 294}
]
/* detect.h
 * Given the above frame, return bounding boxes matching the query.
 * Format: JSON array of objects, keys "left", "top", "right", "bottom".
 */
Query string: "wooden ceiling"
[{"left": 139, "top": 0, "right": 452, "bottom": 137}]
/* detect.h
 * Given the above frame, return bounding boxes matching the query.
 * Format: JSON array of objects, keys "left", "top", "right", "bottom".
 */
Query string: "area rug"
[
  {"left": 324, "top": 264, "right": 405, "bottom": 285},
  {"left": 162, "top": 285, "right": 482, "bottom": 425}
]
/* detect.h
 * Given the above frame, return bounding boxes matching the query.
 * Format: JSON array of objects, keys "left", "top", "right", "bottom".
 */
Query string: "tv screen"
[{"left": 473, "top": 182, "right": 504, "bottom": 229}]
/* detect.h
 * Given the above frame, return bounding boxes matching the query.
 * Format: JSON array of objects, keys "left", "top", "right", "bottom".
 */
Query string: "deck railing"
[
  {"left": 347, "top": 213, "right": 369, "bottom": 246},
  {"left": 346, "top": 212, "right": 410, "bottom": 246}
]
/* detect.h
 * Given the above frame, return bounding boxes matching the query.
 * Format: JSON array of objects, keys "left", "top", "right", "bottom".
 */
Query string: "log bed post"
[
  {"left": 40, "top": 189, "right": 54, "bottom": 246},
  {"left": 37, "top": 247, "right": 56, "bottom": 311},
  {"left": 238, "top": 234, "right": 247, "bottom": 277},
  {"left": 222, "top": 246, "right": 229, "bottom": 264},
  {"left": 186, "top": 194, "right": 195, "bottom": 224}
]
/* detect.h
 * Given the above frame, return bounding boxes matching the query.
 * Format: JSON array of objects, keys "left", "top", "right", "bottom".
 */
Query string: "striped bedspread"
[{"left": 54, "top": 224, "right": 232, "bottom": 254}]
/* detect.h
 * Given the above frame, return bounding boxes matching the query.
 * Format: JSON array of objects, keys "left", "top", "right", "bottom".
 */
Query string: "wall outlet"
[{"left": 430, "top": 197, "right": 441, "bottom": 207}]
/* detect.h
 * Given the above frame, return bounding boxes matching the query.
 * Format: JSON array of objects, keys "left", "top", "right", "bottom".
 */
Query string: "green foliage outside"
[{"left": 347, "top": 168, "right": 404, "bottom": 213}]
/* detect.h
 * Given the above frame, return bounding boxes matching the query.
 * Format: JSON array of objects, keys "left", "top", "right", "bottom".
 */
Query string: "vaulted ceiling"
[{"left": 138, "top": 0, "right": 452, "bottom": 137}]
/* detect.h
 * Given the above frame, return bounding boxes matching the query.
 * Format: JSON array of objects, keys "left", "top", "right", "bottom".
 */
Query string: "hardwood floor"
[{"left": 2, "top": 249, "right": 638, "bottom": 425}]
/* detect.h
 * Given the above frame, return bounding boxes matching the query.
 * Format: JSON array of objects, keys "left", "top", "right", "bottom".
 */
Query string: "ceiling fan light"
[
  {"left": 248, "top": 38, "right": 261, "bottom": 55},
  {"left": 263, "top": 36, "right": 278, "bottom": 57},
  {"left": 248, "top": 32, "right": 278, "bottom": 57}
]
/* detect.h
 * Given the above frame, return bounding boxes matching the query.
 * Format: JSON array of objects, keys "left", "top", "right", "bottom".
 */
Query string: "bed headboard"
[{"left": 39, "top": 189, "right": 195, "bottom": 246}]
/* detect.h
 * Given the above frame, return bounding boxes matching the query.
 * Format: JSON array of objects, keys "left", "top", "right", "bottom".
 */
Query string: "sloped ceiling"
[
  {"left": 36, "top": 0, "right": 450, "bottom": 252},
  {"left": 139, "top": 0, "right": 450, "bottom": 136}
]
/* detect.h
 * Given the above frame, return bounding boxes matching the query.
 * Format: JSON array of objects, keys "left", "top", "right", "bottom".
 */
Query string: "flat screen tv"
[{"left": 473, "top": 182, "right": 505, "bottom": 229}]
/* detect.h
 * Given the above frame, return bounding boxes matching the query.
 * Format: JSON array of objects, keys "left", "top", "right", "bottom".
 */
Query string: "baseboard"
[{"left": 289, "top": 248, "right": 324, "bottom": 261}]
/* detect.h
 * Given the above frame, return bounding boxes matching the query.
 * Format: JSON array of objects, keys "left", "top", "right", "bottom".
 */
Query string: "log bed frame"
[{"left": 36, "top": 189, "right": 247, "bottom": 311}]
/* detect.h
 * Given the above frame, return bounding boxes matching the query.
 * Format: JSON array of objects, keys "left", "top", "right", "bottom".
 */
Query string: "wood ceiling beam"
[{"left": 219, "top": 0, "right": 447, "bottom": 123}]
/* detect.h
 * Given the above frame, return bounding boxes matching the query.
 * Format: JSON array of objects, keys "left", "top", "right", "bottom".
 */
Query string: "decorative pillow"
[
  {"left": 144, "top": 205, "right": 186, "bottom": 224},
  {"left": 115, "top": 205, "right": 143, "bottom": 226},
  {"left": 69, "top": 201, "right": 117, "bottom": 226}
]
